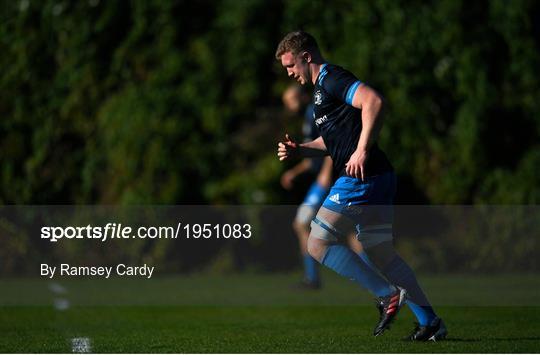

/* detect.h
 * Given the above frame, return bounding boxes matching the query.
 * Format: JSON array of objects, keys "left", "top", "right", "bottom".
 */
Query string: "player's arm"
[
  {"left": 316, "top": 156, "right": 333, "bottom": 188},
  {"left": 345, "top": 84, "right": 385, "bottom": 180},
  {"left": 286, "top": 159, "right": 312, "bottom": 175},
  {"left": 300, "top": 136, "right": 328, "bottom": 156},
  {"left": 353, "top": 84, "right": 384, "bottom": 154},
  {"left": 277, "top": 135, "right": 328, "bottom": 161},
  {"left": 280, "top": 159, "right": 312, "bottom": 190}
]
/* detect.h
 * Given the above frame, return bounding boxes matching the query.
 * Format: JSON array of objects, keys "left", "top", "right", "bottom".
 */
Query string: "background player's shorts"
[
  {"left": 321, "top": 172, "right": 396, "bottom": 247},
  {"left": 295, "top": 182, "right": 329, "bottom": 225}
]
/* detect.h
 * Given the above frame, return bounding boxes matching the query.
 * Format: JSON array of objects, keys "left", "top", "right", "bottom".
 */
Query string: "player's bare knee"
[
  {"left": 307, "top": 235, "right": 327, "bottom": 262},
  {"left": 292, "top": 219, "right": 310, "bottom": 235},
  {"left": 294, "top": 205, "right": 316, "bottom": 230}
]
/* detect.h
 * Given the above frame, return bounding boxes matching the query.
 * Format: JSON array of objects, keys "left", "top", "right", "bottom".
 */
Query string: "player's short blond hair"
[{"left": 275, "top": 31, "right": 319, "bottom": 60}]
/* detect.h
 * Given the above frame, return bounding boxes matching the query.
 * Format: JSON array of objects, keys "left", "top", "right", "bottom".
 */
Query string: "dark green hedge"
[{"left": 2, "top": 0, "right": 539, "bottom": 205}]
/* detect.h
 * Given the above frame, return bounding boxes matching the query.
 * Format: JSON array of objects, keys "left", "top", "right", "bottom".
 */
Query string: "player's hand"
[
  {"left": 345, "top": 148, "right": 369, "bottom": 181},
  {"left": 280, "top": 170, "right": 295, "bottom": 190},
  {"left": 277, "top": 134, "right": 299, "bottom": 161}
]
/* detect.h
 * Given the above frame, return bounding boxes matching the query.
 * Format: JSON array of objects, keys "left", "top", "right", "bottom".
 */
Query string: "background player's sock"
[
  {"left": 321, "top": 245, "right": 395, "bottom": 297},
  {"left": 303, "top": 253, "right": 320, "bottom": 284},
  {"left": 381, "top": 255, "right": 437, "bottom": 325}
]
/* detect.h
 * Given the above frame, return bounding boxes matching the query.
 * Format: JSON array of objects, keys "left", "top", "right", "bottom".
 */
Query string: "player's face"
[
  {"left": 280, "top": 51, "right": 310, "bottom": 85},
  {"left": 282, "top": 88, "right": 302, "bottom": 113}
]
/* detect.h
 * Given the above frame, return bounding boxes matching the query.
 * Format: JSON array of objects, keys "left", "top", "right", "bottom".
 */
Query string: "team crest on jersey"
[{"left": 314, "top": 90, "right": 322, "bottom": 105}]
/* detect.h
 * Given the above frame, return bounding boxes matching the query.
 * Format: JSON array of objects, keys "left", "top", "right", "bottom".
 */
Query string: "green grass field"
[{"left": 1, "top": 272, "right": 539, "bottom": 353}]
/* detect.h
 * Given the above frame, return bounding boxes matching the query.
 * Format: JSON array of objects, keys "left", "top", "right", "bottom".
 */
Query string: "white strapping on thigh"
[
  {"left": 309, "top": 215, "right": 346, "bottom": 242},
  {"left": 356, "top": 223, "right": 393, "bottom": 248}
]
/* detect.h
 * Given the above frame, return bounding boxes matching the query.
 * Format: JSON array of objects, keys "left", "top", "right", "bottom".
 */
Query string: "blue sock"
[
  {"left": 382, "top": 255, "right": 437, "bottom": 326},
  {"left": 406, "top": 303, "right": 437, "bottom": 326},
  {"left": 358, "top": 250, "right": 381, "bottom": 273},
  {"left": 303, "top": 253, "right": 320, "bottom": 283},
  {"left": 321, "top": 245, "right": 395, "bottom": 297}
]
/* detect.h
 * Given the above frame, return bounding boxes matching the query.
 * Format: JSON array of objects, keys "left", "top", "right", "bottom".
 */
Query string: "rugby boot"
[
  {"left": 373, "top": 288, "right": 407, "bottom": 336},
  {"left": 405, "top": 317, "right": 448, "bottom": 341}
]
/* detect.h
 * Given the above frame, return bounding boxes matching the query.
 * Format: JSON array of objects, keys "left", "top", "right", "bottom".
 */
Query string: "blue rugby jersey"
[
  {"left": 312, "top": 64, "right": 392, "bottom": 177},
  {"left": 302, "top": 103, "right": 324, "bottom": 174}
]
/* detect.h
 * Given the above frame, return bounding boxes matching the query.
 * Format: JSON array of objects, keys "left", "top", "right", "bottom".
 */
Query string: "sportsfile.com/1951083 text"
[{"left": 40, "top": 222, "right": 252, "bottom": 243}]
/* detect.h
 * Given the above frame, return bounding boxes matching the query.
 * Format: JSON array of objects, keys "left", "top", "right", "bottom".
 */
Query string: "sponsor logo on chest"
[
  {"left": 314, "top": 90, "right": 322, "bottom": 105},
  {"left": 315, "top": 114, "right": 328, "bottom": 126}
]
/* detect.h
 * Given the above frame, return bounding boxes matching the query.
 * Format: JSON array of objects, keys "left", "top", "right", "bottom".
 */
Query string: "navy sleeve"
[
  {"left": 305, "top": 104, "right": 319, "bottom": 140},
  {"left": 322, "top": 66, "right": 362, "bottom": 106},
  {"left": 302, "top": 104, "right": 316, "bottom": 142}
]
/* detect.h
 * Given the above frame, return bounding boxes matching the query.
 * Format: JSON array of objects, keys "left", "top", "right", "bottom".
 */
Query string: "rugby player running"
[
  {"left": 276, "top": 31, "right": 447, "bottom": 340},
  {"left": 281, "top": 84, "right": 333, "bottom": 289}
]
